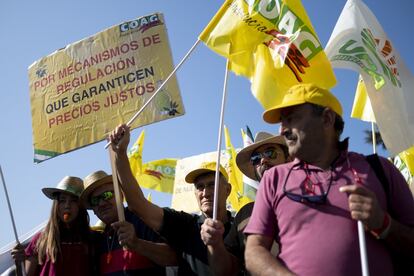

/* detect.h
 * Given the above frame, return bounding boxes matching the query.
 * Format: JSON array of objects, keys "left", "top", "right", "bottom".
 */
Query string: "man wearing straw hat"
[
  {"left": 244, "top": 83, "right": 414, "bottom": 275},
  {"left": 200, "top": 132, "right": 289, "bottom": 275},
  {"left": 108, "top": 124, "right": 234, "bottom": 276},
  {"left": 80, "top": 170, "right": 178, "bottom": 275}
]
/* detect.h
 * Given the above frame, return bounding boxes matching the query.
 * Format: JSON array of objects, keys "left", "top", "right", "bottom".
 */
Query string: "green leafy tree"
[{"left": 364, "top": 129, "right": 386, "bottom": 150}]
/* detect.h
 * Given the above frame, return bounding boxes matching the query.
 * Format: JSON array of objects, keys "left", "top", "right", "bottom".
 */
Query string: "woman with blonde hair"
[{"left": 11, "top": 176, "right": 100, "bottom": 275}]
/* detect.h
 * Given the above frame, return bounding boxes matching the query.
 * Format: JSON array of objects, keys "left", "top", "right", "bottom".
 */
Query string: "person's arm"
[
  {"left": 133, "top": 239, "right": 178, "bottom": 266},
  {"left": 112, "top": 220, "right": 178, "bottom": 266},
  {"left": 109, "top": 124, "right": 164, "bottom": 231},
  {"left": 200, "top": 218, "right": 240, "bottom": 275},
  {"left": 25, "top": 257, "right": 38, "bottom": 276},
  {"left": 384, "top": 218, "right": 414, "bottom": 256},
  {"left": 11, "top": 244, "right": 38, "bottom": 276},
  {"left": 340, "top": 184, "right": 414, "bottom": 256},
  {"left": 245, "top": 234, "right": 294, "bottom": 276}
]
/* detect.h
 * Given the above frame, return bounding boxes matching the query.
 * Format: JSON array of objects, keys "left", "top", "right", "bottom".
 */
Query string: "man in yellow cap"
[
  {"left": 108, "top": 124, "right": 234, "bottom": 276},
  {"left": 244, "top": 83, "right": 414, "bottom": 275}
]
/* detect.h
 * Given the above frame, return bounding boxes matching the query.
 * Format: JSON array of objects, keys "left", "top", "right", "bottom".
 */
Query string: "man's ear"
[{"left": 322, "top": 107, "right": 336, "bottom": 128}]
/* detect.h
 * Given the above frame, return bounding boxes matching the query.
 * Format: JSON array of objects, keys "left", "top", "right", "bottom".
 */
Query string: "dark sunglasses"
[
  {"left": 90, "top": 191, "right": 114, "bottom": 207},
  {"left": 250, "top": 147, "right": 278, "bottom": 166},
  {"left": 283, "top": 163, "right": 333, "bottom": 204}
]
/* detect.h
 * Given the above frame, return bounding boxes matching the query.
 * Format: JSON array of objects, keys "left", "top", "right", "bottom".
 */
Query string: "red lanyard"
[
  {"left": 303, "top": 163, "right": 322, "bottom": 195},
  {"left": 348, "top": 158, "right": 363, "bottom": 185}
]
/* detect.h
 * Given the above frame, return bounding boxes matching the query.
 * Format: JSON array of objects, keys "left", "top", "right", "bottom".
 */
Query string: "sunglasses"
[
  {"left": 250, "top": 147, "right": 278, "bottom": 166},
  {"left": 283, "top": 163, "right": 333, "bottom": 204},
  {"left": 90, "top": 191, "right": 114, "bottom": 207}
]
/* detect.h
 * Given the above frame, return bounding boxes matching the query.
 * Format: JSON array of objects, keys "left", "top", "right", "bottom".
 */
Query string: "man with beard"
[
  {"left": 244, "top": 84, "right": 414, "bottom": 275},
  {"left": 200, "top": 132, "right": 289, "bottom": 275}
]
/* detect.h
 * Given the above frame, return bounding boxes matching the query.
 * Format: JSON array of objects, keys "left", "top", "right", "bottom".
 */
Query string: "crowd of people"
[{"left": 10, "top": 84, "right": 414, "bottom": 275}]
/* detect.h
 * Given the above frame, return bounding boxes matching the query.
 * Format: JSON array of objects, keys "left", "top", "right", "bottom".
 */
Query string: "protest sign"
[{"left": 29, "top": 13, "right": 184, "bottom": 162}]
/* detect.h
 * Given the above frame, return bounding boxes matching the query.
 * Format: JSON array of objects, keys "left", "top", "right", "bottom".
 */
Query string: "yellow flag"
[
  {"left": 351, "top": 75, "right": 376, "bottom": 122},
  {"left": 398, "top": 148, "right": 414, "bottom": 182},
  {"left": 199, "top": 0, "right": 336, "bottom": 110},
  {"left": 224, "top": 126, "right": 253, "bottom": 211},
  {"left": 137, "top": 158, "right": 177, "bottom": 194},
  {"left": 128, "top": 130, "right": 145, "bottom": 177}
]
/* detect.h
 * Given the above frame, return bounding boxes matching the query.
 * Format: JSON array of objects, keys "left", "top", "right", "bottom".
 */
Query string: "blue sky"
[{"left": 0, "top": 0, "right": 412, "bottom": 248}]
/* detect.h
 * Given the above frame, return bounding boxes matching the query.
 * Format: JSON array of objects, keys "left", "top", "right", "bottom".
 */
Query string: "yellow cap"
[
  {"left": 185, "top": 161, "right": 229, "bottom": 184},
  {"left": 263, "top": 84, "right": 343, "bottom": 124}
]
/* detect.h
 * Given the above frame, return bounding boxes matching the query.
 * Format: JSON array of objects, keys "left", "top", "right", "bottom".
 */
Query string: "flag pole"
[
  {"left": 108, "top": 149, "right": 126, "bottom": 222},
  {"left": 104, "top": 39, "right": 201, "bottom": 149},
  {"left": 355, "top": 120, "right": 378, "bottom": 276},
  {"left": 357, "top": 221, "right": 370, "bottom": 276},
  {"left": 213, "top": 60, "right": 229, "bottom": 220},
  {"left": 0, "top": 166, "right": 26, "bottom": 276},
  {"left": 371, "top": 122, "right": 377, "bottom": 154}
]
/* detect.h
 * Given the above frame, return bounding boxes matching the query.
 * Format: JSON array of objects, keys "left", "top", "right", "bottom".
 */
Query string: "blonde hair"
[{"left": 36, "top": 201, "right": 60, "bottom": 264}]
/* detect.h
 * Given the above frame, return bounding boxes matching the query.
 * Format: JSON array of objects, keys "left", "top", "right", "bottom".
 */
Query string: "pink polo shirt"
[{"left": 245, "top": 150, "right": 414, "bottom": 276}]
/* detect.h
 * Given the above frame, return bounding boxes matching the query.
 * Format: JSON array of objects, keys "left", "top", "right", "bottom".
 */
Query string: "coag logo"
[{"left": 119, "top": 14, "right": 161, "bottom": 34}]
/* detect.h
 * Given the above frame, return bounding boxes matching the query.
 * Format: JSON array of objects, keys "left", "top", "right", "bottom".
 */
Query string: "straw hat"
[
  {"left": 80, "top": 170, "right": 113, "bottom": 209},
  {"left": 185, "top": 161, "right": 229, "bottom": 184},
  {"left": 42, "top": 176, "right": 84, "bottom": 200},
  {"left": 236, "top": 132, "right": 286, "bottom": 180}
]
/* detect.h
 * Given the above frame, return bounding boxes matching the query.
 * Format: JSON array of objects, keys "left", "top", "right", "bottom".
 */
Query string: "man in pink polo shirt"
[{"left": 244, "top": 83, "right": 414, "bottom": 276}]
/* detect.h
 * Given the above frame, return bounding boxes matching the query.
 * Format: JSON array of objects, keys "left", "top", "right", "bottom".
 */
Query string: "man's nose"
[
  {"left": 260, "top": 156, "right": 268, "bottom": 165},
  {"left": 280, "top": 123, "right": 290, "bottom": 136}
]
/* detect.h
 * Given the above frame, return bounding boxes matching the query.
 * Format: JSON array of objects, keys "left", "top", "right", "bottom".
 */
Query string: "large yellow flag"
[
  {"left": 137, "top": 158, "right": 177, "bottom": 194},
  {"left": 224, "top": 126, "right": 252, "bottom": 211},
  {"left": 199, "top": 0, "right": 336, "bottom": 110}
]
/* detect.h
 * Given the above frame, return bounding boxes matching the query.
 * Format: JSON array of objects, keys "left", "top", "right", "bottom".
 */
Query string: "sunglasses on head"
[
  {"left": 90, "top": 191, "right": 114, "bottom": 207},
  {"left": 250, "top": 147, "right": 278, "bottom": 166}
]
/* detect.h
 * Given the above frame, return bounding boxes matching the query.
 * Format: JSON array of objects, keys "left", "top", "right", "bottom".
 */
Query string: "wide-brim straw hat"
[
  {"left": 80, "top": 170, "right": 113, "bottom": 209},
  {"left": 185, "top": 161, "right": 229, "bottom": 184},
  {"left": 42, "top": 176, "right": 84, "bottom": 200},
  {"left": 236, "top": 132, "right": 286, "bottom": 180}
]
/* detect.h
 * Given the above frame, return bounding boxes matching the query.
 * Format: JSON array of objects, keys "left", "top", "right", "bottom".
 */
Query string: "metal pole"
[
  {"left": 212, "top": 60, "right": 229, "bottom": 220},
  {"left": 0, "top": 166, "right": 26, "bottom": 276},
  {"left": 104, "top": 39, "right": 201, "bottom": 149}
]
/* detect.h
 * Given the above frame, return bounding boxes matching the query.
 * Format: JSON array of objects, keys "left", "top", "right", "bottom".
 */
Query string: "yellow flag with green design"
[{"left": 199, "top": 0, "right": 336, "bottom": 110}]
